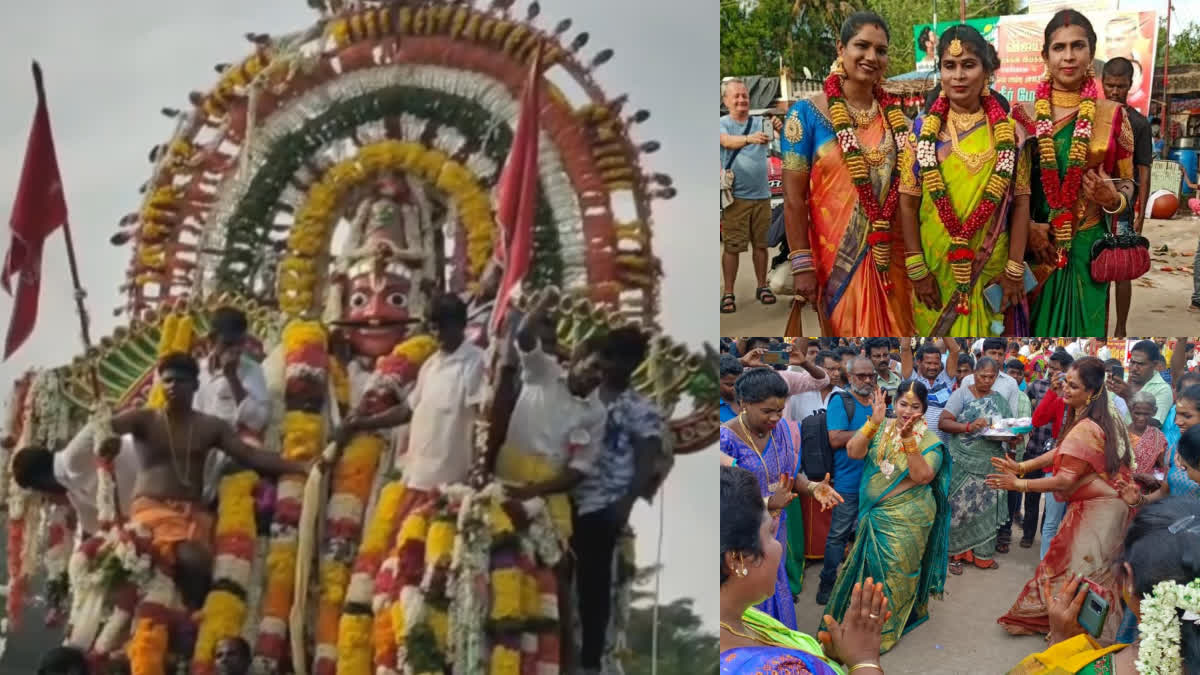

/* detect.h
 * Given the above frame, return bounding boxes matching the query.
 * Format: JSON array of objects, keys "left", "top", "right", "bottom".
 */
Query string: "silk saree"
[
  {"left": 999, "top": 419, "right": 1132, "bottom": 641},
  {"left": 1023, "top": 99, "right": 1135, "bottom": 336},
  {"left": 1007, "top": 634, "right": 1128, "bottom": 674},
  {"left": 901, "top": 113, "right": 1032, "bottom": 336},
  {"left": 946, "top": 388, "right": 1012, "bottom": 562},
  {"left": 781, "top": 98, "right": 913, "bottom": 336},
  {"left": 720, "top": 608, "right": 847, "bottom": 675},
  {"left": 819, "top": 419, "right": 950, "bottom": 653},
  {"left": 720, "top": 424, "right": 800, "bottom": 629}
]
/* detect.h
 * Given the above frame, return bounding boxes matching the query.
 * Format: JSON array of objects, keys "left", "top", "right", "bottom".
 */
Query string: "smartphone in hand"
[{"left": 1076, "top": 579, "right": 1111, "bottom": 638}]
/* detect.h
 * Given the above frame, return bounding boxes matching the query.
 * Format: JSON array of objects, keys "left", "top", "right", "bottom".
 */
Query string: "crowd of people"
[
  {"left": 11, "top": 293, "right": 677, "bottom": 675},
  {"left": 719, "top": 336, "right": 1200, "bottom": 673},
  {"left": 720, "top": 8, "right": 1160, "bottom": 338}
]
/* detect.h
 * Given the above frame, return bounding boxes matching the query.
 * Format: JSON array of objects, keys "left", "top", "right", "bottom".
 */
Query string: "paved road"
[{"left": 792, "top": 518, "right": 1051, "bottom": 674}]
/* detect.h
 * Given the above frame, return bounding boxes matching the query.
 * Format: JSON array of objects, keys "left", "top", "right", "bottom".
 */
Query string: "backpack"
[{"left": 798, "top": 391, "right": 857, "bottom": 482}]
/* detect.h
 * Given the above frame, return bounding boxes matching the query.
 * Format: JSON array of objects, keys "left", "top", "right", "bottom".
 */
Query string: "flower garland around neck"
[
  {"left": 1034, "top": 77, "right": 1098, "bottom": 268},
  {"left": 917, "top": 93, "right": 1017, "bottom": 315},
  {"left": 824, "top": 72, "right": 909, "bottom": 291},
  {"left": 1136, "top": 578, "right": 1200, "bottom": 674}
]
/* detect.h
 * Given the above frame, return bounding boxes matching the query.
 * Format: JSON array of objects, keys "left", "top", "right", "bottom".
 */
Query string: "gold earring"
[
  {"left": 1042, "top": 68, "right": 1052, "bottom": 82},
  {"left": 1085, "top": 64, "right": 1096, "bottom": 79},
  {"left": 831, "top": 56, "right": 846, "bottom": 77}
]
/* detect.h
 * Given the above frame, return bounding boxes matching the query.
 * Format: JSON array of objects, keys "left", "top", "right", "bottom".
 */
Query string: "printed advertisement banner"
[
  {"left": 1027, "top": 0, "right": 1117, "bottom": 14},
  {"left": 994, "top": 10, "right": 1158, "bottom": 117},
  {"left": 913, "top": 17, "right": 999, "bottom": 73}
]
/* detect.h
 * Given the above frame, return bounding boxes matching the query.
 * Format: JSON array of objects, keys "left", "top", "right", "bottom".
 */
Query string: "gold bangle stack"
[
  {"left": 1016, "top": 460, "right": 1027, "bottom": 477},
  {"left": 905, "top": 253, "right": 930, "bottom": 281},
  {"left": 1004, "top": 259, "right": 1024, "bottom": 281},
  {"left": 902, "top": 437, "right": 920, "bottom": 454},
  {"left": 860, "top": 419, "right": 880, "bottom": 438}
]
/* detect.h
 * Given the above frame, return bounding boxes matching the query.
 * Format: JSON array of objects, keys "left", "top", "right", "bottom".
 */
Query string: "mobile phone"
[
  {"left": 762, "top": 349, "right": 787, "bottom": 365},
  {"left": 1077, "top": 580, "right": 1110, "bottom": 638},
  {"left": 983, "top": 263, "right": 1038, "bottom": 313},
  {"left": 1109, "top": 364, "right": 1125, "bottom": 380}
]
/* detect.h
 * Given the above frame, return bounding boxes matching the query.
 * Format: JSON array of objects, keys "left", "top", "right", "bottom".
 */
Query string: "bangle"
[
  {"left": 1102, "top": 192, "right": 1127, "bottom": 215},
  {"left": 790, "top": 249, "right": 815, "bottom": 273},
  {"left": 1016, "top": 460, "right": 1026, "bottom": 476},
  {"left": 860, "top": 420, "right": 880, "bottom": 438},
  {"left": 904, "top": 253, "right": 929, "bottom": 281},
  {"left": 807, "top": 481, "right": 818, "bottom": 495},
  {"left": 849, "top": 664, "right": 883, "bottom": 674},
  {"left": 1004, "top": 259, "right": 1024, "bottom": 281},
  {"left": 1018, "top": 478, "right": 1028, "bottom": 493}
]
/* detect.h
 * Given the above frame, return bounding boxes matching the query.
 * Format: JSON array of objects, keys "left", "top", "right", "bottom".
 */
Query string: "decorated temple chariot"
[{"left": 0, "top": 1, "right": 717, "bottom": 673}]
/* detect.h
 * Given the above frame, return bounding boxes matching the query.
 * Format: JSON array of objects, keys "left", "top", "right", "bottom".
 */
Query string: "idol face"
[{"left": 344, "top": 274, "right": 412, "bottom": 358}]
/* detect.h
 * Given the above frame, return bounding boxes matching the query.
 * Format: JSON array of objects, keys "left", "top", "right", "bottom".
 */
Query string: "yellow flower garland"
[
  {"left": 489, "top": 645, "right": 521, "bottom": 675},
  {"left": 147, "top": 313, "right": 195, "bottom": 409},
  {"left": 426, "top": 520, "right": 456, "bottom": 564},
  {"left": 490, "top": 568, "right": 523, "bottom": 621},
  {"left": 361, "top": 482, "right": 406, "bottom": 556},
  {"left": 489, "top": 502, "right": 515, "bottom": 538},
  {"left": 193, "top": 472, "right": 257, "bottom": 667},
  {"left": 127, "top": 617, "right": 168, "bottom": 675},
  {"left": 281, "top": 412, "right": 323, "bottom": 460},
  {"left": 277, "top": 140, "right": 495, "bottom": 317},
  {"left": 428, "top": 607, "right": 449, "bottom": 652},
  {"left": 335, "top": 613, "right": 373, "bottom": 675}
]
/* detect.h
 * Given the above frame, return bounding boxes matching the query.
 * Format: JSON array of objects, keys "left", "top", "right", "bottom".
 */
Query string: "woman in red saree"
[{"left": 984, "top": 357, "right": 1136, "bottom": 641}]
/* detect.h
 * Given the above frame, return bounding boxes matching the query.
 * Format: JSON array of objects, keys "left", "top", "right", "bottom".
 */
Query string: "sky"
[{"left": 0, "top": 0, "right": 717, "bottom": 629}]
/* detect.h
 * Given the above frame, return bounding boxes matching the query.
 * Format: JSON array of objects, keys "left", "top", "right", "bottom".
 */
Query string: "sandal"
[
  {"left": 974, "top": 558, "right": 1000, "bottom": 570},
  {"left": 721, "top": 293, "right": 736, "bottom": 313},
  {"left": 756, "top": 286, "right": 777, "bottom": 305},
  {"left": 948, "top": 561, "right": 964, "bottom": 576},
  {"left": 996, "top": 542, "right": 1010, "bottom": 554}
]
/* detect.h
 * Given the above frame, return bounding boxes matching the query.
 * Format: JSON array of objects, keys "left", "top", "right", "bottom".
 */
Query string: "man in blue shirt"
[
  {"left": 719, "top": 353, "right": 743, "bottom": 423},
  {"left": 900, "top": 339, "right": 958, "bottom": 442},
  {"left": 720, "top": 78, "right": 781, "bottom": 312},
  {"left": 816, "top": 355, "right": 876, "bottom": 605}
]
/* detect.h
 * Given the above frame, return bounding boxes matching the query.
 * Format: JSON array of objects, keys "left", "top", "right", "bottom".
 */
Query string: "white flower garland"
[
  {"left": 1137, "top": 578, "right": 1200, "bottom": 674},
  {"left": 29, "top": 369, "right": 72, "bottom": 450},
  {"left": 449, "top": 485, "right": 493, "bottom": 673}
]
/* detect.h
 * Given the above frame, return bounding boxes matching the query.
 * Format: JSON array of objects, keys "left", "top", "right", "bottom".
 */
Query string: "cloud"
[{"left": 0, "top": 0, "right": 716, "bottom": 630}]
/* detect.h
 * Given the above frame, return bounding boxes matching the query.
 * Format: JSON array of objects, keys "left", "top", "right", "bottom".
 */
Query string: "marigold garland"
[
  {"left": 127, "top": 617, "right": 169, "bottom": 675},
  {"left": 192, "top": 471, "right": 257, "bottom": 674},
  {"left": 916, "top": 93, "right": 1017, "bottom": 314},
  {"left": 824, "top": 72, "right": 909, "bottom": 291},
  {"left": 1034, "top": 77, "right": 1098, "bottom": 267}
]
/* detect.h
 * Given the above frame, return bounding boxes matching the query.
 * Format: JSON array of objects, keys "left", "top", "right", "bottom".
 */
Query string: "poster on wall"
[
  {"left": 913, "top": 17, "right": 999, "bottom": 72},
  {"left": 994, "top": 10, "right": 1157, "bottom": 117},
  {"left": 1026, "top": 0, "right": 1117, "bottom": 13}
]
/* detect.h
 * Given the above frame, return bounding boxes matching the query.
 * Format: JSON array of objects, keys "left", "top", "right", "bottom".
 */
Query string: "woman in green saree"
[
  {"left": 899, "top": 25, "right": 1032, "bottom": 337},
  {"left": 940, "top": 356, "right": 1012, "bottom": 574},
  {"left": 821, "top": 380, "right": 950, "bottom": 654},
  {"left": 1016, "top": 9, "right": 1135, "bottom": 336}
]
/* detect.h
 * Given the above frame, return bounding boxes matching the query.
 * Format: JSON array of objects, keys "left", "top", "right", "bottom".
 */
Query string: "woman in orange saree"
[
  {"left": 985, "top": 357, "right": 1136, "bottom": 642},
  {"left": 780, "top": 12, "right": 913, "bottom": 336}
]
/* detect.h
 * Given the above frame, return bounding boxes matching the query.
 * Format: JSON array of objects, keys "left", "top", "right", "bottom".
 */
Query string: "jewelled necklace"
[
  {"left": 949, "top": 108, "right": 986, "bottom": 134},
  {"left": 739, "top": 412, "right": 783, "bottom": 492}
]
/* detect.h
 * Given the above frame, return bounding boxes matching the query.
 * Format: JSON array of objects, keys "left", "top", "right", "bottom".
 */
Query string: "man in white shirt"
[
  {"left": 960, "top": 338, "right": 1024, "bottom": 416},
  {"left": 196, "top": 307, "right": 270, "bottom": 503},
  {"left": 10, "top": 424, "right": 139, "bottom": 535},
  {"left": 338, "top": 294, "right": 487, "bottom": 492},
  {"left": 786, "top": 349, "right": 843, "bottom": 422}
]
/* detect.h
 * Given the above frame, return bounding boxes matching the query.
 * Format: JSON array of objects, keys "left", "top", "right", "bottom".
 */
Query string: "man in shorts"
[{"left": 720, "top": 77, "right": 781, "bottom": 313}]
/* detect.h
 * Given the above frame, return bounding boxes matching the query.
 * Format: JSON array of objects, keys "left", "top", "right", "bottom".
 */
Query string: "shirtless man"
[{"left": 107, "top": 352, "right": 313, "bottom": 609}]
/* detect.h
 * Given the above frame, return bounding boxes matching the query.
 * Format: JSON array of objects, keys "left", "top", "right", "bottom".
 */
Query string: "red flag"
[
  {"left": 3, "top": 62, "right": 68, "bottom": 360},
  {"left": 490, "top": 46, "right": 542, "bottom": 336}
]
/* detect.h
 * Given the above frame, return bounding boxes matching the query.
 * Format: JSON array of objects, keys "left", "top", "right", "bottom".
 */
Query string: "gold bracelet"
[
  {"left": 860, "top": 420, "right": 880, "bottom": 438},
  {"left": 1016, "top": 460, "right": 1026, "bottom": 477},
  {"left": 1018, "top": 478, "right": 1028, "bottom": 493},
  {"left": 902, "top": 437, "right": 920, "bottom": 454},
  {"left": 849, "top": 664, "right": 883, "bottom": 674},
  {"left": 1102, "top": 192, "right": 1128, "bottom": 215}
]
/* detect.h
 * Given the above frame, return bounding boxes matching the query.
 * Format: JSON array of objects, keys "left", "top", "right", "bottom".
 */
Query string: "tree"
[
  {"left": 623, "top": 567, "right": 717, "bottom": 675},
  {"left": 1157, "top": 19, "right": 1200, "bottom": 68},
  {"left": 860, "top": 0, "right": 1018, "bottom": 76},
  {"left": 720, "top": 0, "right": 853, "bottom": 79}
]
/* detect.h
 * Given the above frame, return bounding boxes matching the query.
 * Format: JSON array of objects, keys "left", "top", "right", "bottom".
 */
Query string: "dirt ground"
[
  {"left": 720, "top": 213, "right": 1200, "bottom": 337},
  {"left": 792, "top": 516, "right": 1051, "bottom": 674}
]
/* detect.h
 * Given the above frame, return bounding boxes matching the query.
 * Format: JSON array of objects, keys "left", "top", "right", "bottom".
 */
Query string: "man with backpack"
[{"left": 813, "top": 354, "right": 877, "bottom": 605}]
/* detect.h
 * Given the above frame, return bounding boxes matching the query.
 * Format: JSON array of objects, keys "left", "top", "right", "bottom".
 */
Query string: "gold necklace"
[
  {"left": 161, "top": 410, "right": 194, "bottom": 487},
  {"left": 947, "top": 115, "right": 995, "bottom": 175},
  {"left": 720, "top": 622, "right": 782, "bottom": 648},
  {"left": 1051, "top": 88, "right": 1082, "bottom": 108},
  {"left": 858, "top": 123, "right": 894, "bottom": 169},
  {"left": 948, "top": 108, "right": 986, "bottom": 134},
  {"left": 846, "top": 100, "right": 880, "bottom": 128},
  {"left": 739, "top": 412, "right": 783, "bottom": 492}
]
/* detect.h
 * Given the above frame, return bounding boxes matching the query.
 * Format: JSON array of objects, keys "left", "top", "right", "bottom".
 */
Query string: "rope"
[{"left": 651, "top": 490, "right": 664, "bottom": 675}]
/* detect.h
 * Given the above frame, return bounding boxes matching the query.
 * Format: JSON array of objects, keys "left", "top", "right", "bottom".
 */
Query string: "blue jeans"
[
  {"left": 1041, "top": 495, "right": 1067, "bottom": 560},
  {"left": 819, "top": 491, "right": 860, "bottom": 588}
]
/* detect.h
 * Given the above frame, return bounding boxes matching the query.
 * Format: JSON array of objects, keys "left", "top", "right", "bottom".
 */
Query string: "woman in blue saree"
[
  {"left": 721, "top": 464, "right": 888, "bottom": 675},
  {"left": 720, "top": 367, "right": 842, "bottom": 628},
  {"left": 821, "top": 380, "right": 951, "bottom": 654}
]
